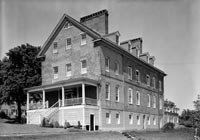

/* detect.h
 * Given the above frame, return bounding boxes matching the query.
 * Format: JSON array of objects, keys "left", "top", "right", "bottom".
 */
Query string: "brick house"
[{"left": 26, "top": 9, "right": 166, "bottom": 131}]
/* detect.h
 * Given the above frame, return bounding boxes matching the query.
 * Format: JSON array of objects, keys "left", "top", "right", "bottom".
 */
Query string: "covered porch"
[{"left": 26, "top": 79, "right": 99, "bottom": 111}]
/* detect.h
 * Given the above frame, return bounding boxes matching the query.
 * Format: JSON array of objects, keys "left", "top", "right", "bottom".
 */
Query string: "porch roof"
[{"left": 25, "top": 77, "right": 100, "bottom": 92}]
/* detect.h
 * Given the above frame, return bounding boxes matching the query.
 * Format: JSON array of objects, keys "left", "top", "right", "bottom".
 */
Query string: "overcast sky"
[{"left": 1, "top": 0, "right": 200, "bottom": 112}]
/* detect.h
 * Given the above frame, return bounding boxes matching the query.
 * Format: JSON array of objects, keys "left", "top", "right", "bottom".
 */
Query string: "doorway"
[
  {"left": 143, "top": 115, "right": 146, "bottom": 129},
  {"left": 90, "top": 114, "right": 95, "bottom": 131}
]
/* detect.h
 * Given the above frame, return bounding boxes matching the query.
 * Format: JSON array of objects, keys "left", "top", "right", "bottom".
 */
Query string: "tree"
[
  {"left": 0, "top": 44, "right": 41, "bottom": 122},
  {"left": 193, "top": 95, "right": 200, "bottom": 111}
]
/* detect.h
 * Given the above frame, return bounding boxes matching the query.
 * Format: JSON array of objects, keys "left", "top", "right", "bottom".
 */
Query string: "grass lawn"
[{"left": 0, "top": 119, "right": 194, "bottom": 140}]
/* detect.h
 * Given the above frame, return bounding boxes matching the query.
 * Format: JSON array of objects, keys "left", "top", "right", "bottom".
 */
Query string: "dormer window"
[
  {"left": 81, "top": 33, "right": 86, "bottom": 46},
  {"left": 64, "top": 21, "right": 72, "bottom": 29},
  {"left": 53, "top": 42, "right": 58, "bottom": 54}
]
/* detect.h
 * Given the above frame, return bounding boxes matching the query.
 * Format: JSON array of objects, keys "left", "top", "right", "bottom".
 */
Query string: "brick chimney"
[{"left": 80, "top": 9, "right": 109, "bottom": 35}]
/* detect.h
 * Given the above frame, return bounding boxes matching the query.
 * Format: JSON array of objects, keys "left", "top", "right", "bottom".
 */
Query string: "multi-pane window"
[
  {"left": 128, "top": 88, "right": 133, "bottom": 104},
  {"left": 147, "top": 116, "right": 150, "bottom": 125},
  {"left": 53, "top": 42, "right": 58, "bottom": 54},
  {"left": 105, "top": 58, "right": 110, "bottom": 72},
  {"left": 129, "top": 114, "right": 133, "bottom": 124},
  {"left": 147, "top": 94, "right": 150, "bottom": 107},
  {"left": 159, "top": 80, "right": 162, "bottom": 91},
  {"left": 53, "top": 66, "right": 58, "bottom": 79},
  {"left": 152, "top": 77, "right": 156, "bottom": 88},
  {"left": 159, "top": 98, "right": 163, "bottom": 110},
  {"left": 66, "top": 63, "right": 72, "bottom": 77},
  {"left": 115, "top": 86, "right": 120, "bottom": 102},
  {"left": 136, "top": 70, "right": 140, "bottom": 82},
  {"left": 105, "top": 83, "right": 110, "bottom": 100},
  {"left": 146, "top": 75, "right": 150, "bottom": 86},
  {"left": 64, "top": 21, "right": 72, "bottom": 29},
  {"left": 115, "top": 62, "right": 119, "bottom": 75},
  {"left": 153, "top": 96, "right": 156, "bottom": 108},
  {"left": 81, "top": 59, "right": 87, "bottom": 74},
  {"left": 66, "top": 38, "right": 71, "bottom": 49},
  {"left": 128, "top": 67, "right": 132, "bottom": 80},
  {"left": 116, "top": 113, "right": 120, "bottom": 124},
  {"left": 137, "top": 115, "right": 140, "bottom": 125},
  {"left": 106, "top": 113, "right": 111, "bottom": 124},
  {"left": 136, "top": 91, "right": 140, "bottom": 105},
  {"left": 81, "top": 33, "right": 86, "bottom": 45},
  {"left": 153, "top": 117, "right": 156, "bottom": 125}
]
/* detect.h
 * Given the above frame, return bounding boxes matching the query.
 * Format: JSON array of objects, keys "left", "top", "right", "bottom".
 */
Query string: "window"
[
  {"left": 153, "top": 96, "right": 156, "bottom": 108},
  {"left": 147, "top": 94, "right": 150, "bottom": 107},
  {"left": 159, "top": 98, "right": 163, "bottom": 110},
  {"left": 136, "top": 91, "right": 140, "bottom": 105},
  {"left": 136, "top": 70, "right": 140, "bottom": 82},
  {"left": 116, "top": 113, "right": 120, "bottom": 124},
  {"left": 152, "top": 77, "right": 156, "bottom": 88},
  {"left": 159, "top": 80, "right": 162, "bottom": 91},
  {"left": 147, "top": 116, "right": 150, "bottom": 125},
  {"left": 105, "top": 58, "right": 110, "bottom": 72},
  {"left": 146, "top": 75, "right": 150, "bottom": 86},
  {"left": 128, "top": 67, "right": 132, "bottom": 80},
  {"left": 105, "top": 83, "right": 110, "bottom": 100},
  {"left": 66, "top": 38, "right": 71, "bottom": 49},
  {"left": 53, "top": 66, "right": 58, "bottom": 79},
  {"left": 129, "top": 114, "right": 133, "bottom": 124},
  {"left": 106, "top": 113, "right": 111, "bottom": 124},
  {"left": 153, "top": 117, "right": 156, "bottom": 125},
  {"left": 137, "top": 115, "right": 140, "bottom": 125},
  {"left": 128, "top": 88, "right": 133, "bottom": 104},
  {"left": 136, "top": 48, "right": 140, "bottom": 57},
  {"left": 53, "top": 42, "right": 58, "bottom": 54},
  {"left": 115, "top": 62, "right": 119, "bottom": 75},
  {"left": 81, "top": 33, "right": 86, "bottom": 45},
  {"left": 81, "top": 59, "right": 87, "bottom": 74},
  {"left": 64, "top": 21, "right": 72, "bottom": 29},
  {"left": 66, "top": 63, "right": 72, "bottom": 77},
  {"left": 160, "top": 118, "right": 163, "bottom": 128},
  {"left": 115, "top": 86, "right": 120, "bottom": 102},
  {"left": 128, "top": 44, "right": 131, "bottom": 53}
]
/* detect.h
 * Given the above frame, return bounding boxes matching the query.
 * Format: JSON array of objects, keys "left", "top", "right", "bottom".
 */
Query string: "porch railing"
[
  {"left": 64, "top": 97, "right": 97, "bottom": 106},
  {"left": 29, "top": 101, "right": 48, "bottom": 110}
]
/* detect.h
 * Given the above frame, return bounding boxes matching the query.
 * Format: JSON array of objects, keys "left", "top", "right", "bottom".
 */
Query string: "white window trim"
[
  {"left": 116, "top": 113, "right": 120, "bottom": 124},
  {"left": 146, "top": 75, "right": 150, "bottom": 87},
  {"left": 106, "top": 113, "right": 111, "bottom": 124},
  {"left": 105, "top": 58, "right": 110, "bottom": 72},
  {"left": 129, "top": 114, "right": 133, "bottom": 124},
  {"left": 66, "top": 37, "right": 72, "bottom": 50},
  {"left": 81, "top": 59, "right": 87, "bottom": 74},
  {"left": 53, "top": 66, "right": 58, "bottom": 79},
  {"left": 159, "top": 98, "right": 163, "bottom": 110},
  {"left": 153, "top": 96, "right": 156, "bottom": 108},
  {"left": 136, "top": 70, "right": 140, "bottom": 82},
  {"left": 66, "top": 63, "right": 72, "bottom": 77},
  {"left": 53, "top": 42, "right": 58, "bottom": 54},
  {"left": 137, "top": 115, "right": 140, "bottom": 125},
  {"left": 147, "top": 94, "right": 151, "bottom": 107},
  {"left": 153, "top": 117, "right": 156, "bottom": 125},
  {"left": 147, "top": 116, "right": 150, "bottom": 125},
  {"left": 116, "top": 86, "right": 120, "bottom": 102},
  {"left": 136, "top": 91, "right": 140, "bottom": 106},
  {"left": 128, "top": 66, "right": 133, "bottom": 80},
  {"left": 80, "top": 33, "right": 86, "bottom": 46},
  {"left": 128, "top": 88, "right": 133, "bottom": 104},
  {"left": 115, "top": 62, "right": 119, "bottom": 75},
  {"left": 105, "top": 83, "right": 110, "bottom": 100}
]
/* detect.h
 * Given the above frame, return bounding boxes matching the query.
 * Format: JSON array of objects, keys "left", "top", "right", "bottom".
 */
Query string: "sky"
[{"left": 1, "top": 0, "right": 200, "bottom": 112}]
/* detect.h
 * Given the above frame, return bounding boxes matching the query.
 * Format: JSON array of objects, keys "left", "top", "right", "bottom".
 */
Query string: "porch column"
[
  {"left": 62, "top": 86, "right": 65, "bottom": 107},
  {"left": 42, "top": 90, "right": 45, "bottom": 109},
  {"left": 27, "top": 92, "right": 29, "bottom": 110},
  {"left": 82, "top": 83, "right": 85, "bottom": 105}
]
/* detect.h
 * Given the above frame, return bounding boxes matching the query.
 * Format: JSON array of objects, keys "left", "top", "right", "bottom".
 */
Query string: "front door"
[{"left": 90, "top": 114, "right": 94, "bottom": 131}]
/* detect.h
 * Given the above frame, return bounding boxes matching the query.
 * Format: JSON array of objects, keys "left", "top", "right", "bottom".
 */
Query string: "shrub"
[
  {"left": 64, "top": 120, "right": 70, "bottom": 129},
  {"left": 77, "top": 121, "right": 81, "bottom": 129},
  {"left": 20, "top": 116, "right": 27, "bottom": 124},
  {"left": 162, "top": 122, "right": 175, "bottom": 132},
  {"left": 183, "top": 120, "right": 193, "bottom": 127},
  {"left": 54, "top": 121, "right": 59, "bottom": 128},
  {"left": 0, "top": 111, "right": 9, "bottom": 119},
  {"left": 40, "top": 117, "right": 50, "bottom": 127}
]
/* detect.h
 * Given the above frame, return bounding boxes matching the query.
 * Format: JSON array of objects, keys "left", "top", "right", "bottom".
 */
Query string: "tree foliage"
[
  {"left": 0, "top": 44, "right": 41, "bottom": 121},
  {"left": 193, "top": 100, "right": 200, "bottom": 111}
]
